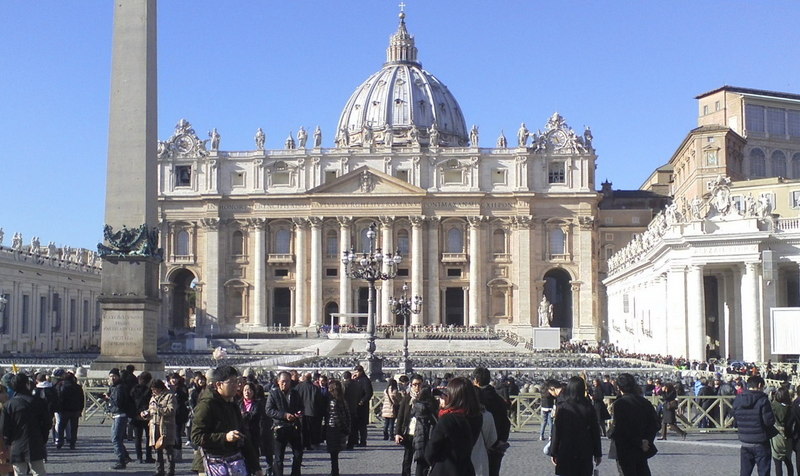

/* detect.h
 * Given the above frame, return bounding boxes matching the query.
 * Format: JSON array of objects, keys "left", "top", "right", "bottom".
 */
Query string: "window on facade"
[
  {"left": 703, "top": 105, "right": 709, "bottom": 115},
  {"left": 493, "top": 229, "right": 506, "bottom": 254},
  {"left": 705, "top": 150, "right": 718, "bottom": 166},
  {"left": 631, "top": 216, "right": 640, "bottom": 224},
  {"left": 231, "top": 171, "right": 245, "bottom": 187},
  {"left": 788, "top": 110, "right": 800, "bottom": 137},
  {"left": 325, "top": 230, "right": 338, "bottom": 257},
  {"left": 272, "top": 171, "right": 291, "bottom": 185},
  {"left": 175, "top": 166, "right": 191, "bottom": 187},
  {"left": 548, "top": 162, "right": 566, "bottom": 184},
  {"left": 326, "top": 268, "right": 338, "bottom": 277},
  {"left": 21, "top": 295, "right": 29, "bottom": 334},
  {"left": 232, "top": 230, "right": 244, "bottom": 256},
  {"left": 52, "top": 293, "right": 61, "bottom": 330},
  {"left": 397, "top": 268, "right": 409, "bottom": 277},
  {"left": 604, "top": 217, "right": 614, "bottom": 225},
  {"left": 397, "top": 229, "right": 409, "bottom": 256},
  {"left": 274, "top": 269, "right": 289, "bottom": 277},
  {"left": 605, "top": 246, "right": 615, "bottom": 260},
  {"left": 176, "top": 230, "right": 190, "bottom": 256},
  {"left": 791, "top": 191, "right": 800, "bottom": 208},
  {"left": 745, "top": 104, "right": 765, "bottom": 133},
  {"left": 768, "top": 107, "right": 786, "bottom": 136},
  {"left": 491, "top": 169, "right": 507, "bottom": 185},
  {"left": 715, "top": 101, "right": 721, "bottom": 111},
  {"left": 623, "top": 293, "right": 630, "bottom": 313},
  {"left": 549, "top": 228, "right": 566, "bottom": 256},
  {"left": 325, "top": 170, "right": 337, "bottom": 183},
  {"left": 446, "top": 227, "right": 464, "bottom": 253},
  {"left": 275, "top": 229, "right": 291, "bottom": 254},
  {"left": 492, "top": 292, "right": 506, "bottom": 316},
  {"left": 443, "top": 169, "right": 463, "bottom": 184},
  {"left": 605, "top": 233, "right": 614, "bottom": 241},
  {"left": 82, "top": 300, "right": 89, "bottom": 332},
  {"left": 447, "top": 268, "right": 462, "bottom": 277},
  {"left": 750, "top": 149, "right": 766, "bottom": 177},
  {"left": 69, "top": 299, "right": 76, "bottom": 333},
  {"left": 359, "top": 227, "right": 372, "bottom": 253},
  {"left": 39, "top": 296, "right": 47, "bottom": 334},
  {"left": 396, "top": 170, "right": 409, "bottom": 182},
  {"left": 230, "top": 290, "right": 243, "bottom": 316},
  {"left": 793, "top": 153, "right": 800, "bottom": 178},
  {"left": 772, "top": 150, "right": 787, "bottom": 177}
]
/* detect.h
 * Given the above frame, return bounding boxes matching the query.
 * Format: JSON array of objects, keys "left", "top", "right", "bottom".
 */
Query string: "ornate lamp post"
[
  {"left": 342, "top": 222, "right": 401, "bottom": 381},
  {"left": 390, "top": 282, "right": 422, "bottom": 375}
]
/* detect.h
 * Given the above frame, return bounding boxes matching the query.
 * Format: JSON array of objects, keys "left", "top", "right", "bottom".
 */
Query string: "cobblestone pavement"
[{"left": 42, "top": 421, "right": 741, "bottom": 475}]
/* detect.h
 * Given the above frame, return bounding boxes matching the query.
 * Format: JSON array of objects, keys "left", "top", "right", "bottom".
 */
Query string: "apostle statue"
[
  {"left": 297, "top": 126, "right": 308, "bottom": 148},
  {"left": 209, "top": 128, "right": 221, "bottom": 151},
  {"left": 255, "top": 128, "right": 266, "bottom": 150},
  {"left": 470, "top": 125, "right": 479, "bottom": 147},
  {"left": 313, "top": 125, "right": 322, "bottom": 148},
  {"left": 429, "top": 122, "right": 440, "bottom": 147},
  {"left": 517, "top": 122, "right": 529, "bottom": 147},
  {"left": 538, "top": 295, "right": 553, "bottom": 327}
]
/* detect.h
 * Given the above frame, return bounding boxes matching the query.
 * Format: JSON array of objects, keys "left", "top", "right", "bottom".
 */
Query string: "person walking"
[
  {"left": 550, "top": 376, "right": 602, "bottom": 476},
  {"left": 733, "top": 375, "right": 777, "bottom": 476},
  {"left": 3, "top": 373, "right": 51, "bottom": 476},
  {"left": 239, "top": 382, "right": 271, "bottom": 476},
  {"left": 0, "top": 384, "right": 13, "bottom": 474},
  {"left": 381, "top": 379, "right": 400, "bottom": 440},
  {"left": 325, "top": 380, "right": 351, "bottom": 476},
  {"left": 147, "top": 379, "right": 176, "bottom": 476},
  {"left": 608, "top": 373, "right": 660, "bottom": 476},
  {"left": 106, "top": 368, "right": 132, "bottom": 470},
  {"left": 424, "top": 377, "right": 483, "bottom": 476},
  {"left": 395, "top": 375, "right": 438, "bottom": 476},
  {"left": 54, "top": 372, "right": 83, "bottom": 450},
  {"left": 470, "top": 404, "right": 498, "bottom": 476},
  {"left": 471, "top": 367, "right": 510, "bottom": 476},
  {"left": 341, "top": 371, "right": 359, "bottom": 450},
  {"left": 770, "top": 386, "right": 793, "bottom": 476},
  {"left": 294, "top": 372, "right": 320, "bottom": 451},
  {"left": 130, "top": 371, "right": 154, "bottom": 465},
  {"left": 590, "top": 378, "right": 610, "bottom": 437},
  {"left": 266, "top": 371, "right": 304, "bottom": 476},
  {"left": 658, "top": 383, "right": 687, "bottom": 440},
  {"left": 540, "top": 381, "right": 556, "bottom": 441},
  {"left": 350, "top": 365, "right": 373, "bottom": 447}
]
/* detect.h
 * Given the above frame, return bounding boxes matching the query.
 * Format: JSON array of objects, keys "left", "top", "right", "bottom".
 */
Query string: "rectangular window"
[
  {"left": 604, "top": 217, "right": 614, "bottom": 224},
  {"left": 768, "top": 107, "right": 786, "bottom": 136},
  {"left": 443, "top": 169, "right": 462, "bottom": 184},
  {"left": 548, "top": 162, "right": 566, "bottom": 184},
  {"left": 788, "top": 110, "right": 800, "bottom": 137},
  {"left": 274, "top": 269, "right": 289, "bottom": 277},
  {"left": 705, "top": 150, "right": 718, "bottom": 165},
  {"left": 396, "top": 268, "right": 409, "bottom": 277},
  {"left": 21, "top": 295, "right": 29, "bottom": 334},
  {"left": 623, "top": 293, "right": 630, "bottom": 313},
  {"left": 325, "top": 170, "right": 337, "bottom": 183},
  {"left": 447, "top": 268, "right": 462, "bottom": 277},
  {"left": 703, "top": 105, "right": 709, "bottom": 115},
  {"left": 745, "top": 104, "right": 765, "bottom": 133},
  {"left": 40, "top": 296, "right": 47, "bottom": 333},
  {"left": 604, "top": 233, "right": 614, "bottom": 241},
  {"left": 395, "top": 170, "right": 409, "bottom": 182},
  {"left": 715, "top": 101, "right": 721, "bottom": 111},
  {"left": 272, "top": 171, "right": 291, "bottom": 185},
  {"left": 605, "top": 246, "right": 615, "bottom": 260},
  {"left": 491, "top": 168, "right": 507, "bottom": 185},
  {"left": 52, "top": 293, "right": 61, "bottom": 331},
  {"left": 231, "top": 171, "right": 245, "bottom": 187},
  {"left": 175, "top": 166, "right": 192, "bottom": 187},
  {"left": 70, "top": 299, "right": 77, "bottom": 333},
  {"left": 325, "top": 268, "right": 338, "bottom": 277}
]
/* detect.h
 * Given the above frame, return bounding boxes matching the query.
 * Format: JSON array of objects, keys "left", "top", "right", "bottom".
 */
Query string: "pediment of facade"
[{"left": 308, "top": 166, "right": 426, "bottom": 196}]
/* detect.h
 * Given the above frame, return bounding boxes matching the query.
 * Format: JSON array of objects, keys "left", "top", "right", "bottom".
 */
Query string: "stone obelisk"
[{"left": 92, "top": 0, "right": 164, "bottom": 375}]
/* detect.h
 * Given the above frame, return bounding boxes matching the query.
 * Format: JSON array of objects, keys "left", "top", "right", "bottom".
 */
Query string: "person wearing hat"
[
  {"left": 106, "top": 368, "right": 133, "bottom": 470},
  {"left": 349, "top": 365, "right": 373, "bottom": 448}
]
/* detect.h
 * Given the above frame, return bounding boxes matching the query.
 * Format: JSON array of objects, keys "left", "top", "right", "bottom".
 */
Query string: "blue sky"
[{"left": 2, "top": 1, "right": 800, "bottom": 250}]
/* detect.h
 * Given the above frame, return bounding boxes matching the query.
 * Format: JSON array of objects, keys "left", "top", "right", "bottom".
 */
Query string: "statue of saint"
[
  {"left": 384, "top": 126, "right": 394, "bottom": 146},
  {"left": 409, "top": 124, "right": 419, "bottom": 145},
  {"left": 517, "top": 122, "right": 529, "bottom": 147},
  {"left": 313, "top": 125, "right": 322, "bottom": 148},
  {"left": 255, "top": 128, "right": 266, "bottom": 150},
  {"left": 209, "top": 128, "right": 221, "bottom": 151},
  {"left": 538, "top": 296, "right": 553, "bottom": 327},
  {"left": 470, "top": 125, "right": 479, "bottom": 147},
  {"left": 297, "top": 126, "right": 308, "bottom": 148},
  {"left": 429, "top": 122, "right": 440, "bottom": 147},
  {"left": 338, "top": 127, "right": 350, "bottom": 147},
  {"left": 362, "top": 124, "right": 374, "bottom": 147}
]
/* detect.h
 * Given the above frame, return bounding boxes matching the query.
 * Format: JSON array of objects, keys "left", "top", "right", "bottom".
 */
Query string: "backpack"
[{"left": 34, "top": 385, "right": 60, "bottom": 415}]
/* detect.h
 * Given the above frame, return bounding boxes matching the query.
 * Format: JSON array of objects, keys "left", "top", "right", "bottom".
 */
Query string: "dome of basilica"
[{"left": 335, "top": 12, "right": 468, "bottom": 148}]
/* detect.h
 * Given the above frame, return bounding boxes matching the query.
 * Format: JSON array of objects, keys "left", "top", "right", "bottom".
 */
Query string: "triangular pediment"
[{"left": 309, "top": 166, "right": 426, "bottom": 196}]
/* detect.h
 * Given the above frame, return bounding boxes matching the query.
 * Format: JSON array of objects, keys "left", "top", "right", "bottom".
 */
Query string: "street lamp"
[
  {"left": 342, "top": 222, "right": 401, "bottom": 381},
  {"left": 389, "top": 282, "right": 422, "bottom": 375}
]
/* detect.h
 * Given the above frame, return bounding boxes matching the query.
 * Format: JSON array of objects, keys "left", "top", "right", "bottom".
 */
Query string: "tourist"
[
  {"left": 550, "top": 376, "right": 602, "bottom": 476},
  {"left": 3, "top": 373, "right": 51, "bottom": 476},
  {"left": 341, "top": 370, "right": 359, "bottom": 450},
  {"left": 424, "top": 376, "right": 482, "bottom": 476},
  {"left": 471, "top": 367, "right": 510, "bottom": 476},
  {"left": 733, "top": 375, "right": 776, "bottom": 476},
  {"left": 350, "top": 365, "right": 374, "bottom": 447},
  {"left": 147, "top": 379, "right": 176, "bottom": 476},
  {"left": 325, "top": 379, "right": 350, "bottom": 476},
  {"left": 168, "top": 373, "right": 190, "bottom": 462},
  {"left": 658, "top": 383, "right": 687, "bottom": 440},
  {"left": 381, "top": 378, "right": 400, "bottom": 440},
  {"left": 608, "top": 373, "right": 660, "bottom": 476},
  {"left": 590, "top": 378, "right": 610, "bottom": 437},
  {"left": 0, "top": 384, "right": 12, "bottom": 474},
  {"left": 787, "top": 389, "right": 800, "bottom": 474},
  {"left": 471, "top": 400, "right": 498, "bottom": 476},
  {"left": 540, "top": 382, "right": 555, "bottom": 441},
  {"left": 266, "top": 370, "right": 303, "bottom": 476},
  {"left": 130, "top": 371, "right": 154, "bottom": 464},
  {"left": 395, "top": 374, "right": 438, "bottom": 476},
  {"left": 294, "top": 372, "right": 321, "bottom": 451},
  {"left": 106, "top": 368, "right": 132, "bottom": 470},
  {"left": 770, "top": 386, "right": 793, "bottom": 476},
  {"left": 190, "top": 365, "right": 262, "bottom": 476}
]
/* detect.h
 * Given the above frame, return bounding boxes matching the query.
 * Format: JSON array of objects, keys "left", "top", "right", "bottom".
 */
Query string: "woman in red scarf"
[{"left": 424, "top": 377, "right": 483, "bottom": 476}]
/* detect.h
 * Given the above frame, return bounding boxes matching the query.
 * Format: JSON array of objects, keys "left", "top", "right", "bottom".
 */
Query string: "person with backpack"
[
  {"left": 33, "top": 372, "right": 59, "bottom": 446},
  {"left": 55, "top": 371, "right": 84, "bottom": 450}
]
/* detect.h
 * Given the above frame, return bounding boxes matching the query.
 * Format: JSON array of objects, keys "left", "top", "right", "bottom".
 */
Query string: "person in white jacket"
[{"left": 471, "top": 407, "right": 498, "bottom": 476}]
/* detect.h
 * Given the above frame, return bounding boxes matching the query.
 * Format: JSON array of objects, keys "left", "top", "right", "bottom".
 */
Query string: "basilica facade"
[{"left": 156, "top": 14, "right": 601, "bottom": 342}]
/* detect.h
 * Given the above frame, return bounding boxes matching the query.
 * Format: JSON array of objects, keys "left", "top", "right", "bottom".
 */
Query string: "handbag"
[
  {"left": 201, "top": 448, "right": 248, "bottom": 476},
  {"left": 154, "top": 434, "right": 165, "bottom": 450}
]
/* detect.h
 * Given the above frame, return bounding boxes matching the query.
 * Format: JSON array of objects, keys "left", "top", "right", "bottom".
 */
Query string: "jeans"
[
  {"left": 740, "top": 442, "right": 771, "bottom": 476},
  {"left": 111, "top": 415, "right": 129, "bottom": 463},
  {"left": 540, "top": 409, "right": 553, "bottom": 439},
  {"left": 55, "top": 411, "right": 80, "bottom": 448},
  {"left": 12, "top": 460, "right": 46, "bottom": 476},
  {"left": 383, "top": 417, "right": 396, "bottom": 438}
]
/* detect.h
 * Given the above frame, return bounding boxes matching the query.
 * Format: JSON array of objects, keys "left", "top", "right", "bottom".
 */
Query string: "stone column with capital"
[
  {"left": 666, "top": 266, "right": 689, "bottom": 358},
  {"left": 686, "top": 265, "right": 706, "bottom": 361},
  {"left": 427, "top": 217, "right": 441, "bottom": 325},
  {"left": 512, "top": 216, "right": 533, "bottom": 326},
  {"left": 201, "top": 218, "right": 221, "bottom": 333},
  {"left": 93, "top": 0, "right": 163, "bottom": 375},
  {"left": 740, "top": 262, "right": 762, "bottom": 362},
  {"left": 379, "top": 217, "right": 394, "bottom": 326},
  {"left": 468, "top": 216, "right": 485, "bottom": 326},
  {"left": 338, "top": 217, "right": 352, "bottom": 322},
  {"left": 309, "top": 217, "right": 323, "bottom": 327},
  {"left": 249, "top": 218, "right": 266, "bottom": 326},
  {"left": 410, "top": 216, "right": 425, "bottom": 325},
  {"left": 293, "top": 218, "right": 309, "bottom": 327}
]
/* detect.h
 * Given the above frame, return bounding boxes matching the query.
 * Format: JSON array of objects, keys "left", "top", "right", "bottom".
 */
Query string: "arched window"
[
  {"left": 232, "top": 230, "right": 244, "bottom": 256},
  {"left": 772, "top": 150, "right": 787, "bottom": 177},
  {"left": 397, "top": 229, "right": 409, "bottom": 256},
  {"left": 493, "top": 229, "right": 506, "bottom": 254},
  {"left": 359, "top": 226, "right": 372, "bottom": 253},
  {"left": 176, "top": 230, "right": 190, "bottom": 256},
  {"left": 549, "top": 228, "right": 565, "bottom": 256},
  {"left": 750, "top": 148, "right": 766, "bottom": 177},
  {"left": 275, "top": 229, "right": 291, "bottom": 254},
  {"left": 792, "top": 153, "right": 800, "bottom": 178},
  {"left": 325, "top": 230, "right": 338, "bottom": 257},
  {"left": 230, "top": 290, "right": 243, "bottom": 316},
  {"left": 446, "top": 227, "right": 463, "bottom": 253}
]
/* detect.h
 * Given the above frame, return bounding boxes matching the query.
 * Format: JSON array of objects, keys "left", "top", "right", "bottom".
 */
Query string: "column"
[
  {"left": 463, "top": 286, "right": 470, "bottom": 326},
  {"left": 338, "top": 217, "right": 352, "bottom": 322},
  {"left": 761, "top": 250, "right": 777, "bottom": 361},
  {"left": 293, "top": 218, "right": 308, "bottom": 327},
  {"left": 427, "top": 217, "right": 441, "bottom": 325},
  {"left": 309, "top": 217, "right": 323, "bottom": 327},
  {"left": 467, "top": 216, "right": 485, "bottom": 326},
  {"left": 571, "top": 281, "right": 582, "bottom": 337},
  {"left": 410, "top": 216, "right": 425, "bottom": 325},
  {"left": 666, "top": 266, "right": 688, "bottom": 358},
  {"left": 379, "top": 217, "right": 394, "bottom": 326},
  {"left": 250, "top": 218, "right": 266, "bottom": 326},
  {"left": 512, "top": 216, "right": 533, "bottom": 326},
  {"left": 201, "top": 218, "right": 221, "bottom": 334},
  {"left": 686, "top": 265, "right": 706, "bottom": 361},
  {"left": 740, "top": 262, "right": 762, "bottom": 362}
]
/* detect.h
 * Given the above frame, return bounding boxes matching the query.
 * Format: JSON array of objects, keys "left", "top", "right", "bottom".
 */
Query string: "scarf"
[
  {"left": 409, "top": 386, "right": 420, "bottom": 403},
  {"left": 438, "top": 407, "right": 467, "bottom": 418},
  {"left": 243, "top": 398, "right": 254, "bottom": 413}
]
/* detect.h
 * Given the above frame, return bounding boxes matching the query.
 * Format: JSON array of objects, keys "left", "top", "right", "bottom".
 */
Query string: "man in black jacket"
[
  {"left": 609, "top": 373, "right": 660, "bottom": 476},
  {"left": 266, "top": 371, "right": 304, "bottom": 476},
  {"left": 394, "top": 374, "right": 437, "bottom": 476},
  {"left": 4, "top": 373, "right": 51, "bottom": 476},
  {"left": 55, "top": 371, "right": 84, "bottom": 450},
  {"left": 106, "top": 368, "right": 133, "bottom": 470},
  {"left": 732, "top": 376, "right": 776, "bottom": 476},
  {"left": 472, "top": 367, "right": 510, "bottom": 476},
  {"left": 349, "top": 365, "right": 373, "bottom": 448},
  {"left": 294, "top": 372, "right": 321, "bottom": 450}
]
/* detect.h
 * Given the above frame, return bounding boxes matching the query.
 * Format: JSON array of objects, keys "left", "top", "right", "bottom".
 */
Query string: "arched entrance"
[
  {"left": 543, "top": 268, "right": 572, "bottom": 332},
  {"left": 324, "top": 301, "right": 339, "bottom": 327},
  {"left": 170, "top": 268, "right": 197, "bottom": 330}
]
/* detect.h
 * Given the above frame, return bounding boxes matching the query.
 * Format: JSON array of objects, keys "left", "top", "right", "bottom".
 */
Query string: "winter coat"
[
  {"left": 191, "top": 388, "right": 261, "bottom": 475},
  {"left": 56, "top": 379, "right": 84, "bottom": 413},
  {"left": 172, "top": 383, "right": 190, "bottom": 427},
  {"left": 2, "top": 394, "right": 51, "bottom": 464},
  {"left": 131, "top": 383, "right": 152, "bottom": 424},
  {"left": 425, "top": 411, "right": 482, "bottom": 476},
  {"left": 325, "top": 398, "right": 351, "bottom": 453},
  {"left": 733, "top": 390, "right": 776, "bottom": 444},
  {"left": 107, "top": 381, "right": 132, "bottom": 416},
  {"left": 786, "top": 397, "right": 800, "bottom": 441},
  {"left": 295, "top": 380, "right": 320, "bottom": 417},
  {"left": 148, "top": 391, "right": 176, "bottom": 448},
  {"left": 609, "top": 394, "right": 660, "bottom": 461},
  {"left": 238, "top": 397, "right": 266, "bottom": 455},
  {"left": 660, "top": 389, "right": 679, "bottom": 425},
  {"left": 470, "top": 410, "right": 497, "bottom": 476},
  {"left": 476, "top": 384, "right": 510, "bottom": 442},
  {"left": 551, "top": 399, "right": 602, "bottom": 475},
  {"left": 381, "top": 388, "right": 399, "bottom": 419},
  {"left": 411, "top": 400, "right": 438, "bottom": 461},
  {"left": 33, "top": 382, "right": 59, "bottom": 417},
  {"left": 770, "top": 401, "right": 791, "bottom": 460}
]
